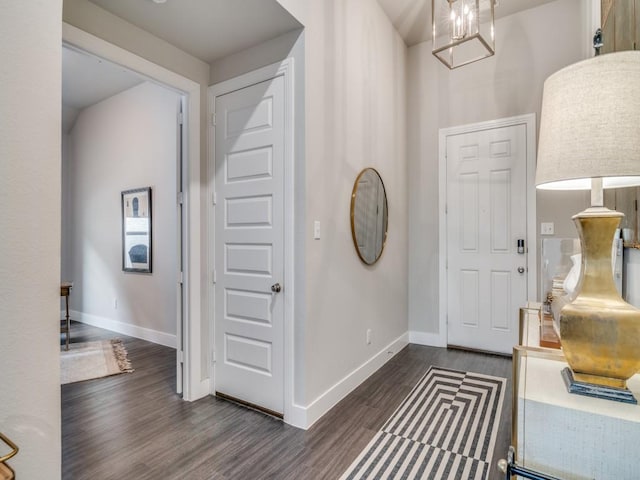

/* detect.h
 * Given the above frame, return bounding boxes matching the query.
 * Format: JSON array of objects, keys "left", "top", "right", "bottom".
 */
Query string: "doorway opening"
[
  {"left": 61, "top": 43, "right": 187, "bottom": 391},
  {"left": 62, "top": 22, "right": 206, "bottom": 401}
]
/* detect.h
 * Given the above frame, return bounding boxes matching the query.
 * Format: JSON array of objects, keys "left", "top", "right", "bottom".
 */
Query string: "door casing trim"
[
  {"left": 438, "top": 114, "right": 537, "bottom": 348},
  {"left": 62, "top": 22, "right": 206, "bottom": 401},
  {"left": 208, "top": 58, "right": 296, "bottom": 424}
]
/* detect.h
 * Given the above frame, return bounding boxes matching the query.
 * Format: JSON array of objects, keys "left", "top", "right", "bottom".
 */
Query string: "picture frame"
[{"left": 121, "top": 187, "right": 152, "bottom": 273}]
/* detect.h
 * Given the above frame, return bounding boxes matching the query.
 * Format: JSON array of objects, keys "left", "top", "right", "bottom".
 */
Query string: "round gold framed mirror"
[{"left": 350, "top": 168, "right": 388, "bottom": 265}]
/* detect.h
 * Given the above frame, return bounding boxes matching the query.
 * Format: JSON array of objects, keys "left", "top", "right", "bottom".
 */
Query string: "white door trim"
[
  {"left": 438, "top": 114, "right": 537, "bottom": 348},
  {"left": 62, "top": 22, "right": 207, "bottom": 401},
  {"left": 208, "top": 59, "right": 296, "bottom": 424}
]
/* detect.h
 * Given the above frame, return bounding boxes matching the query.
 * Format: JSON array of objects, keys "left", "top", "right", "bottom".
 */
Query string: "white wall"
[
  {"left": 66, "top": 82, "right": 180, "bottom": 345},
  {"left": 301, "top": 0, "right": 408, "bottom": 414},
  {"left": 407, "top": 0, "right": 591, "bottom": 337},
  {"left": 0, "top": 1, "right": 62, "bottom": 478},
  {"left": 62, "top": 133, "right": 73, "bottom": 282}
]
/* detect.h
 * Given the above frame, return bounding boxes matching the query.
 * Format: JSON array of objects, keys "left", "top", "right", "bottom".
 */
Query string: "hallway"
[{"left": 62, "top": 323, "right": 511, "bottom": 479}]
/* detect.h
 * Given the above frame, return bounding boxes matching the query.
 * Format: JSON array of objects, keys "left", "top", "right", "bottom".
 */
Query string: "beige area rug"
[{"left": 61, "top": 339, "right": 134, "bottom": 385}]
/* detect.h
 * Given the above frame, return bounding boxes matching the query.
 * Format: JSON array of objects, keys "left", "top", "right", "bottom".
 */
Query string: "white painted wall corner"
[
  {"left": 408, "top": 330, "right": 446, "bottom": 348},
  {"left": 288, "top": 332, "right": 409, "bottom": 430}
]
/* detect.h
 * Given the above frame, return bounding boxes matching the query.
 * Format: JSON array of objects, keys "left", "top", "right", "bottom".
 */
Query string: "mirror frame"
[{"left": 350, "top": 168, "right": 389, "bottom": 265}]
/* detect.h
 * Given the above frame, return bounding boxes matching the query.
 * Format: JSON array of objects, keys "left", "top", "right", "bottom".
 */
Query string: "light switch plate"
[
  {"left": 313, "top": 220, "right": 321, "bottom": 239},
  {"left": 541, "top": 222, "right": 554, "bottom": 235}
]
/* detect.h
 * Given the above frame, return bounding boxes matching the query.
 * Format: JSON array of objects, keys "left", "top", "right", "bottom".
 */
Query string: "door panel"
[
  {"left": 226, "top": 148, "right": 272, "bottom": 181},
  {"left": 460, "top": 270, "right": 479, "bottom": 327},
  {"left": 446, "top": 124, "right": 528, "bottom": 354},
  {"left": 460, "top": 172, "right": 479, "bottom": 251},
  {"left": 226, "top": 288, "right": 272, "bottom": 323},
  {"left": 225, "top": 334, "right": 272, "bottom": 373},
  {"left": 225, "top": 244, "right": 272, "bottom": 275},
  {"left": 490, "top": 271, "right": 511, "bottom": 330},
  {"left": 214, "top": 77, "right": 284, "bottom": 414}
]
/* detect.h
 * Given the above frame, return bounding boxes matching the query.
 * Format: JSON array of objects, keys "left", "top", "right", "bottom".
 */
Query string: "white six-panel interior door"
[
  {"left": 444, "top": 121, "right": 532, "bottom": 354},
  {"left": 213, "top": 76, "right": 285, "bottom": 415}
]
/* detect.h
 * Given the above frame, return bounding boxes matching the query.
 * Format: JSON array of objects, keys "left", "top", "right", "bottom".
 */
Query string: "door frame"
[
  {"left": 62, "top": 22, "right": 206, "bottom": 401},
  {"left": 208, "top": 59, "right": 296, "bottom": 422},
  {"left": 438, "top": 114, "right": 537, "bottom": 348}
]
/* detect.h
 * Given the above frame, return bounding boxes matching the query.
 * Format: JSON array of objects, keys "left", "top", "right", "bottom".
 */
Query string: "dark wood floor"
[{"left": 62, "top": 322, "right": 512, "bottom": 480}]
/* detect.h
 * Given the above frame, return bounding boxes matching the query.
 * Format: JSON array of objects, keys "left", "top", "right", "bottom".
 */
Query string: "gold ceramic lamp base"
[{"left": 559, "top": 208, "right": 640, "bottom": 393}]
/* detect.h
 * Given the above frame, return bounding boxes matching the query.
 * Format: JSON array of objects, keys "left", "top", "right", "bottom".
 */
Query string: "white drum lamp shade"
[{"left": 536, "top": 51, "right": 640, "bottom": 190}]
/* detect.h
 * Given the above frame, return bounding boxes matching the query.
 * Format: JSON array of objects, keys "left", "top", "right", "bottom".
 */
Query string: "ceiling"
[
  {"left": 85, "top": 0, "right": 557, "bottom": 59},
  {"left": 376, "top": 0, "right": 558, "bottom": 46},
  {"left": 63, "top": 0, "right": 302, "bottom": 132},
  {"left": 62, "top": 0, "right": 556, "bottom": 132},
  {"left": 63, "top": 47, "right": 144, "bottom": 111},
  {"left": 87, "top": 0, "right": 303, "bottom": 64},
  {"left": 62, "top": 46, "right": 145, "bottom": 132},
  {"left": 79, "top": 0, "right": 559, "bottom": 64}
]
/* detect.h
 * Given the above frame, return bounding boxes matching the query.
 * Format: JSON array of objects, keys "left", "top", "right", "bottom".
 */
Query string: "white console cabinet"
[{"left": 514, "top": 306, "right": 640, "bottom": 480}]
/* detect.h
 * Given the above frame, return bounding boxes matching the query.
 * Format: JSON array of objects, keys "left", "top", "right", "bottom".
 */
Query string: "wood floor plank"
[{"left": 62, "top": 322, "right": 511, "bottom": 479}]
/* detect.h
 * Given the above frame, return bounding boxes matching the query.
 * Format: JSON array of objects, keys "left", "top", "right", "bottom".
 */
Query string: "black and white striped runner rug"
[{"left": 340, "top": 367, "right": 506, "bottom": 480}]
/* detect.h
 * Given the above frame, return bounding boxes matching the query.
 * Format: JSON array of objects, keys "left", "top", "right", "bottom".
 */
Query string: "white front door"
[
  {"left": 214, "top": 76, "right": 285, "bottom": 415},
  {"left": 445, "top": 124, "right": 528, "bottom": 354}
]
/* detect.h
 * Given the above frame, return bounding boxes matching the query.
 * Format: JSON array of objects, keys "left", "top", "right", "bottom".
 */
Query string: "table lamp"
[{"left": 536, "top": 51, "right": 640, "bottom": 403}]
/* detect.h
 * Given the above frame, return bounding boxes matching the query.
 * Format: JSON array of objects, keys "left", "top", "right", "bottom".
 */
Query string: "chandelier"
[{"left": 432, "top": 0, "right": 495, "bottom": 69}]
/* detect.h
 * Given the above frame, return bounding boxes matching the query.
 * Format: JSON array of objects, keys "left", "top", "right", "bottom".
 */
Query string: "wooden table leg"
[
  {"left": 61, "top": 283, "right": 72, "bottom": 351},
  {"left": 65, "top": 294, "right": 70, "bottom": 351}
]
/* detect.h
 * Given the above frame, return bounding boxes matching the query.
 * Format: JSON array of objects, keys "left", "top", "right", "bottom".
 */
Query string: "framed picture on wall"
[{"left": 121, "top": 187, "right": 152, "bottom": 273}]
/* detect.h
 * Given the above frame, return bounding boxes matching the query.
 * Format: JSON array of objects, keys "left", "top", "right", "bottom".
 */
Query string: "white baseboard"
[
  {"left": 289, "top": 332, "right": 409, "bottom": 430},
  {"left": 69, "top": 310, "right": 177, "bottom": 348},
  {"left": 409, "top": 330, "right": 446, "bottom": 347},
  {"left": 184, "top": 379, "right": 211, "bottom": 402},
  {"left": 284, "top": 403, "right": 309, "bottom": 430}
]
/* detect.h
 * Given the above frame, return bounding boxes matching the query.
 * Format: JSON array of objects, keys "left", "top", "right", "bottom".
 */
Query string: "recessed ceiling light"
[{"left": 152, "top": 0, "right": 167, "bottom": 4}]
